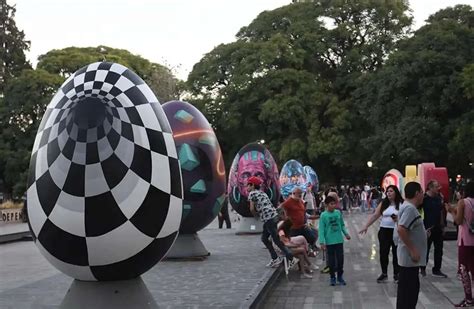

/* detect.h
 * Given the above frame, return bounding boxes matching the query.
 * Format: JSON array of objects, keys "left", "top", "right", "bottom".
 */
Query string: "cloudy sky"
[{"left": 10, "top": 0, "right": 474, "bottom": 80}]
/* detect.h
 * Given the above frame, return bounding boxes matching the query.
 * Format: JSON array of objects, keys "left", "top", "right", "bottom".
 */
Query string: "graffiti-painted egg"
[
  {"left": 163, "top": 101, "right": 226, "bottom": 233},
  {"left": 228, "top": 143, "right": 280, "bottom": 217},
  {"left": 279, "top": 160, "right": 306, "bottom": 198}
]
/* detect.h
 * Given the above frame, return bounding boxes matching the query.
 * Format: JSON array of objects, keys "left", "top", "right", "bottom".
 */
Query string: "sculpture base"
[
  {"left": 60, "top": 277, "right": 158, "bottom": 309},
  {"left": 236, "top": 217, "right": 263, "bottom": 235},
  {"left": 164, "top": 233, "right": 210, "bottom": 259}
]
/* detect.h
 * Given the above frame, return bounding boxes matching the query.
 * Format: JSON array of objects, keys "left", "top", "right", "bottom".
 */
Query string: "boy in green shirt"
[{"left": 319, "top": 195, "right": 351, "bottom": 286}]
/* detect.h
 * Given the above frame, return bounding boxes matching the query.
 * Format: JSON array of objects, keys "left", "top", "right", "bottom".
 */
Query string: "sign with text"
[{"left": 1, "top": 208, "right": 24, "bottom": 223}]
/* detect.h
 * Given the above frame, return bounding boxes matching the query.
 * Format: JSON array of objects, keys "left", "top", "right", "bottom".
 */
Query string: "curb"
[
  {"left": 239, "top": 264, "right": 284, "bottom": 309},
  {"left": 0, "top": 230, "right": 32, "bottom": 244}
]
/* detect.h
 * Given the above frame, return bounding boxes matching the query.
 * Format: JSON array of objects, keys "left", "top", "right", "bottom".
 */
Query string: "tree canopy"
[
  {"left": 186, "top": 0, "right": 413, "bottom": 182},
  {"left": 0, "top": 43, "right": 180, "bottom": 197},
  {"left": 37, "top": 46, "right": 180, "bottom": 103},
  {"left": 356, "top": 4, "right": 474, "bottom": 176},
  {"left": 0, "top": 0, "right": 31, "bottom": 94}
]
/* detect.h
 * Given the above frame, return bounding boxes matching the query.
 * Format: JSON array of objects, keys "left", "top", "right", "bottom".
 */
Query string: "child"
[
  {"left": 319, "top": 195, "right": 351, "bottom": 286},
  {"left": 247, "top": 176, "right": 299, "bottom": 269}
]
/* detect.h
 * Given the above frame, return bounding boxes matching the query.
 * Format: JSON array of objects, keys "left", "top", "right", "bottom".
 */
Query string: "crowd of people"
[{"left": 244, "top": 177, "right": 474, "bottom": 309}]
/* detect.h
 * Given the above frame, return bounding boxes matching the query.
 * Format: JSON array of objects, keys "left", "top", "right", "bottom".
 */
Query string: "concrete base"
[
  {"left": 59, "top": 277, "right": 158, "bottom": 309},
  {"left": 236, "top": 217, "right": 263, "bottom": 235},
  {"left": 164, "top": 233, "right": 210, "bottom": 259},
  {"left": 0, "top": 222, "right": 31, "bottom": 243}
]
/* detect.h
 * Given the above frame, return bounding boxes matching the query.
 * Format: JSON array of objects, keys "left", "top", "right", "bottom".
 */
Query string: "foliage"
[
  {"left": 356, "top": 4, "right": 474, "bottom": 175},
  {"left": 0, "top": 69, "right": 63, "bottom": 197},
  {"left": 37, "top": 46, "right": 180, "bottom": 103},
  {"left": 0, "top": 0, "right": 31, "bottom": 94},
  {"left": 187, "top": 1, "right": 412, "bottom": 182}
]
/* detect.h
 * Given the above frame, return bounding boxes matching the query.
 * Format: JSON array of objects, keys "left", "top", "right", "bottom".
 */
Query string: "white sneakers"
[
  {"left": 288, "top": 257, "right": 300, "bottom": 270},
  {"left": 266, "top": 256, "right": 283, "bottom": 268}
]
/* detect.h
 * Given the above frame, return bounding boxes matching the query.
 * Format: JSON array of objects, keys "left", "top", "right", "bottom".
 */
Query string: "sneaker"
[
  {"left": 420, "top": 268, "right": 426, "bottom": 277},
  {"left": 394, "top": 274, "right": 399, "bottom": 283},
  {"left": 266, "top": 257, "right": 282, "bottom": 268},
  {"left": 432, "top": 270, "right": 448, "bottom": 278},
  {"left": 301, "top": 273, "right": 313, "bottom": 279},
  {"left": 337, "top": 276, "right": 347, "bottom": 286},
  {"left": 310, "top": 264, "right": 320, "bottom": 270},
  {"left": 454, "top": 299, "right": 474, "bottom": 307},
  {"left": 321, "top": 266, "right": 330, "bottom": 274},
  {"left": 330, "top": 277, "right": 337, "bottom": 286},
  {"left": 288, "top": 257, "right": 300, "bottom": 270},
  {"left": 376, "top": 273, "right": 388, "bottom": 283}
]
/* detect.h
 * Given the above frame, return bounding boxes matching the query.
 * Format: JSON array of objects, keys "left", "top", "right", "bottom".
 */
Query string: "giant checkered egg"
[
  {"left": 162, "top": 101, "right": 226, "bottom": 234},
  {"left": 27, "top": 62, "right": 183, "bottom": 281}
]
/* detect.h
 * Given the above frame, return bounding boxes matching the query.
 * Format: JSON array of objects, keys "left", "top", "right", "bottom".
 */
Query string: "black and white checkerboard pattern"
[{"left": 27, "top": 62, "right": 183, "bottom": 281}]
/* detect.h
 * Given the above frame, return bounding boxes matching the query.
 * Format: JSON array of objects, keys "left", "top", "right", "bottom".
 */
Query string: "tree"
[
  {"left": 356, "top": 5, "right": 474, "bottom": 176},
  {"left": 37, "top": 46, "right": 180, "bottom": 103},
  {"left": 0, "top": 69, "right": 63, "bottom": 198},
  {"left": 0, "top": 0, "right": 31, "bottom": 94},
  {"left": 187, "top": 1, "right": 412, "bottom": 182}
]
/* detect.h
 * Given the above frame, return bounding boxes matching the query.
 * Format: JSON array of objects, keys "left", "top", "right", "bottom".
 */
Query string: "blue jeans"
[
  {"left": 360, "top": 200, "right": 368, "bottom": 212},
  {"left": 371, "top": 200, "right": 378, "bottom": 211},
  {"left": 290, "top": 227, "right": 317, "bottom": 247},
  {"left": 262, "top": 217, "right": 293, "bottom": 260},
  {"left": 327, "top": 243, "right": 344, "bottom": 279}
]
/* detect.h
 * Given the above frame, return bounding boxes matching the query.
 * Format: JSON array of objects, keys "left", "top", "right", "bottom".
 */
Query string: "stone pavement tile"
[
  {"left": 0, "top": 227, "right": 279, "bottom": 308},
  {"left": 262, "top": 212, "right": 465, "bottom": 308}
]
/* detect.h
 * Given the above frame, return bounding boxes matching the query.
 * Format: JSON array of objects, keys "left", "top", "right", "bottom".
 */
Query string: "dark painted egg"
[{"left": 162, "top": 101, "right": 226, "bottom": 234}]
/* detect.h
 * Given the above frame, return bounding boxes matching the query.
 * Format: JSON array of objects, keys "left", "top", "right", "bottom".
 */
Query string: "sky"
[{"left": 9, "top": 0, "right": 474, "bottom": 80}]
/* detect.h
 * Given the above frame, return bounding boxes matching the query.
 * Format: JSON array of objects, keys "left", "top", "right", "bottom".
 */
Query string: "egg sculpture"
[
  {"left": 303, "top": 165, "right": 319, "bottom": 193},
  {"left": 162, "top": 101, "right": 226, "bottom": 234},
  {"left": 381, "top": 169, "right": 404, "bottom": 192},
  {"left": 228, "top": 143, "right": 280, "bottom": 217},
  {"left": 418, "top": 162, "right": 449, "bottom": 202},
  {"left": 280, "top": 160, "right": 307, "bottom": 198},
  {"left": 26, "top": 62, "right": 183, "bottom": 281}
]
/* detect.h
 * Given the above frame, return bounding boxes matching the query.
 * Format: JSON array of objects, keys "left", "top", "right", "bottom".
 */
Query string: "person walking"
[
  {"left": 218, "top": 195, "right": 232, "bottom": 229},
  {"left": 359, "top": 185, "right": 403, "bottom": 283},
  {"left": 319, "top": 195, "right": 351, "bottom": 286},
  {"left": 446, "top": 181, "right": 474, "bottom": 307},
  {"left": 420, "top": 180, "right": 448, "bottom": 278},
  {"left": 396, "top": 182, "right": 427, "bottom": 309},
  {"left": 247, "top": 176, "right": 298, "bottom": 269},
  {"left": 360, "top": 189, "right": 368, "bottom": 213}
]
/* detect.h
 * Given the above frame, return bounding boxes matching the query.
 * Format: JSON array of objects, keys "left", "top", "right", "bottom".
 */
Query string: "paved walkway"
[
  {"left": 0, "top": 222, "right": 274, "bottom": 309},
  {"left": 262, "top": 211, "right": 465, "bottom": 309}
]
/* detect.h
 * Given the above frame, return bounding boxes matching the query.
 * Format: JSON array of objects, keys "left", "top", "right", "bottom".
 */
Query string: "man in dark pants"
[
  {"left": 396, "top": 182, "right": 427, "bottom": 309},
  {"left": 218, "top": 195, "right": 231, "bottom": 229},
  {"left": 420, "top": 180, "right": 448, "bottom": 278}
]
